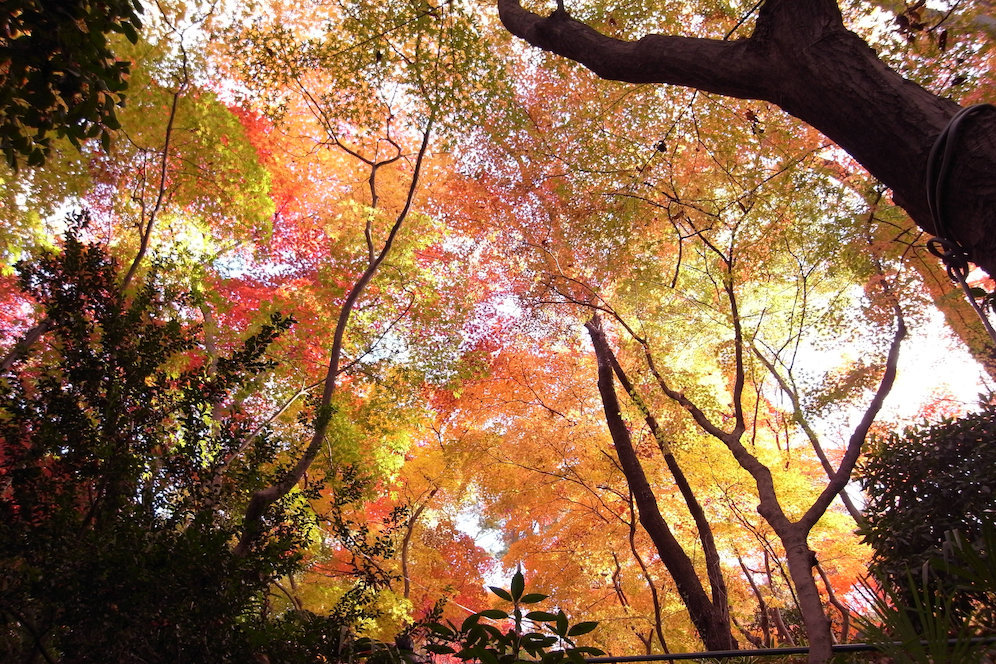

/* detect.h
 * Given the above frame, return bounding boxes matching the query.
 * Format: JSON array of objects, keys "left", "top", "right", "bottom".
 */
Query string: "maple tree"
[
  {"left": 432, "top": 56, "right": 923, "bottom": 656},
  {"left": 198, "top": 0, "right": 512, "bottom": 636},
  {"left": 0, "top": 16, "right": 275, "bottom": 372},
  {"left": 585, "top": 315, "right": 736, "bottom": 651},
  {"left": 2, "top": 0, "right": 994, "bottom": 661},
  {"left": 584, "top": 296, "right": 901, "bottom": 664},
  {"left": 497, "top": 0, "right": 996, "bottom": 279}
]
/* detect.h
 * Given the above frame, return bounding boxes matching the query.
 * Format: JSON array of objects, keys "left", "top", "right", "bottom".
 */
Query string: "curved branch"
[
  {"left": 750, "top": 343, "right": 865, "bottom": 526},
  {"left": 235, "top": 118, "right": 435, "bottom": 556},
  {"left": 496, "top": 0, "right": 774, "bottom": 99},
  {"left": 816, "top": 561, "right": 850, "bottom": 642},
  {"left": 799, "top": 307, "right": 905, "bottom": 531},
  {"left": 121, "top": 49, "right": 190, "bottom": 291},
  {"left": 496, "top": 0, "right": 996, "bottom": 279},
  {"left": 401, "top": 486, "right": 438, "bottom": 599}
]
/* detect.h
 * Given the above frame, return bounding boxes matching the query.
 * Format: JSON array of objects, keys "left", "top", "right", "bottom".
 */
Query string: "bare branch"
[
  {"left": 750, "top": 343, "right": 865, "bottom": 525},
  {"left": 800, "top": 307, "right": 905, "bottom": 530},
  {"left": 121, "top": 47, "right": 190, "bottom": 291}
]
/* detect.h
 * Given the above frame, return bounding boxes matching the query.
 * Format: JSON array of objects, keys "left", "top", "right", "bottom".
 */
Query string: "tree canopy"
[{"left": 1, "top": 1, "right": 994, "bottom": 663}]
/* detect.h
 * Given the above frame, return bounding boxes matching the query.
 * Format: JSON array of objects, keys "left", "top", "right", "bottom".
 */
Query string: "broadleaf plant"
[{"left": 426, "top": 569, "right": 604, "bottom": 664}]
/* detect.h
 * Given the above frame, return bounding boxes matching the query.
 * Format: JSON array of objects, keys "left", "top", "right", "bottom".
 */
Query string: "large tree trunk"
[
  {"left": 497, "top": 0, "right": 996, "bottom": 276},
  {"left": 586, "top": 315, "right": 737, "bottom": 651}
]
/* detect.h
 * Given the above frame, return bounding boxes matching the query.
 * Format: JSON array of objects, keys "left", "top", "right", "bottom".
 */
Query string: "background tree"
[
  {"left": 577, "top": 253, "right": 900, "bottom": 656},
  {"left": 203, "top": 0, "right": 509, "bottom": 633},
  {"left": 437, "top": 49, "right": 917, "bottom": 656},
  {"left": 1, "top": 0, "right": 991, "bottom": 657},
  {"left": 586, "top": 315, "right": 737, "bottom": 651}
]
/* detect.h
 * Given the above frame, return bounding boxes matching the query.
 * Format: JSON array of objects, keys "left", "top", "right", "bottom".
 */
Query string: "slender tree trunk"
[
  {"left": 816, "top": 561, "right": 850, "bottom": 642},
  {"left": 401, "top": 487, "right": 438, "bottom": 599},
  {"left": 626, "top": 495, "right": 670, "bottom": 654},
  {"left": 737, "top": 555, "right": 770, "bottom": 647},
  {"left": 744, "top": 480, "right": 831, "bottom": 660},
  {"left": 586, "top": 315, "right": 737, "bottom": 651},
  {"left": 781, "top": 528, "right": 834, "bottom": 659},
  {"left": 603, "top": 335, "right": 732, "bottom": 629},
  {"left": 235, "top": 119, "right": 435, "bottom": 556}
]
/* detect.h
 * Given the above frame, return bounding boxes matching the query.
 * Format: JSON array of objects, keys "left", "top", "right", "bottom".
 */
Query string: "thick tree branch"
[
  {"left": 497, "top": 0, "right": 773, "bottom": 99},
  {"left": 0, "top": 320, "right": 50, "bottom": 372},
  {"left": 496, "top": 0, "right": 996, "bottom": 278}
]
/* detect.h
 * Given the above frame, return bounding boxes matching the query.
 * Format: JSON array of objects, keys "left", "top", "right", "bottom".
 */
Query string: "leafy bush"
[
  {"left": 0, "top": 221, "right": 375, "bottom": 662},
  {"left": 858, "top": 404, "right": 996, "bottom": 609},
  {"left": 856, "top": 523, "right": 996, "bottom": 663},
  {"left": 857, "top": 406, "right": 996, "bottom": 658}
]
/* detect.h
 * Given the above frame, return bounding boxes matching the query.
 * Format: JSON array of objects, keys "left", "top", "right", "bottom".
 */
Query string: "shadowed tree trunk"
[
  {"left": 586, "top": 314, "right": 737, "bottom": 651},
  {"left": 600, "top": 327, "right": 733, "bottom": 635}
]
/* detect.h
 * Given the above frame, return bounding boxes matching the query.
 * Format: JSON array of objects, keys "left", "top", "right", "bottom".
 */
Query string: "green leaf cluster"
[
  {"left": 226, "top": 0, "right": 509, "bottom": 136},
  {"left": 425, "top": 569, "right": 603, "bottom": 664},
  {"left": 0, "top": 0, "right": 143, "bottom": 168}
]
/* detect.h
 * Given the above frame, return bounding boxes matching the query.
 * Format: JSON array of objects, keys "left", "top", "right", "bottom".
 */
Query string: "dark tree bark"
[
  {"left": 585, "top": 315, "right": 737, "bottom": 651},
  {"left": 497, "top": 0, "right": 996, "bottom": 277},
  {"left": 601, "top": 333, "right": 732, "bottom": 633},
  {"left": 582, "top": 250, "right": 904, "bottom": 662}
]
